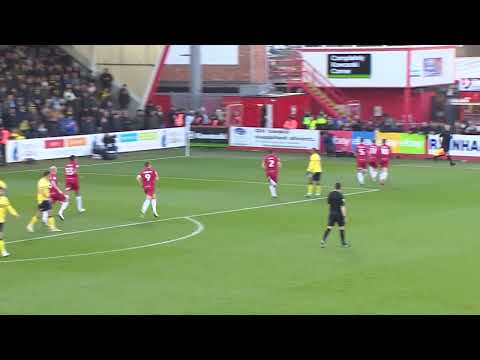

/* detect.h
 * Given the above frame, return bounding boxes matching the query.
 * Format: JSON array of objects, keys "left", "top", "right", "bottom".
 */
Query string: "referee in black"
[
  {"left": 321, "top": 182, "right": 349, "bottom": 248},
  {"left": 433, "top": 125, "right": 455, "bottom": 166}
]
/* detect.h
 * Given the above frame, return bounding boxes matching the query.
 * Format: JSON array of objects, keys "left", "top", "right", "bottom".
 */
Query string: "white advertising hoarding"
[
  {"left": 229, "top": 127, "right": 321, "bottom": 150},
  {"left": 428, "top": 134, "right": 480, "bottom": 157},
  {"left": 7, "top": 128, "right": 186, "bottom": 163}
]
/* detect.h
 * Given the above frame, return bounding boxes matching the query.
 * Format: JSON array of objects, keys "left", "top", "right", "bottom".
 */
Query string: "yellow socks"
[
  {"left": 315, "top": 185, "right": 322, "bottom": 194},
  {"left": 0, "top": 240, "right": 5, "bottom": 254},
  {"left": 29, "top": 215, "right": 38, "bottom": 226},
  {"left": 307, "top": 184, "right": 313, "bottom": 194},
  {"left": 48, "top": 216, "right": 56, "bottom": 230}
]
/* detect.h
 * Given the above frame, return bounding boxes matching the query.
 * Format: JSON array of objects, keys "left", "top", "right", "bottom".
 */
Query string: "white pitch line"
[
  {"left": 0, "top": 217, "right": 204, "bottom": 264},
  {"left": 395, "top": 163, "right": 480, "bottom": 170},
  {"left": 0, "top": 155, "right": 186, "bottom": 175},
  {"left": 6, "top": 188, "right": 378, "bottom": 247},
  {"left": 80, "top": 172, "right": 375, "bottom": 191}
]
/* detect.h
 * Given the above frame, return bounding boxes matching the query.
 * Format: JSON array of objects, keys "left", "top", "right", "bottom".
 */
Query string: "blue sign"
[
  {"left": 234, "top": 128, "right": 246, "bottom": 135},
  {"left": 119, "top": 133, "right": 138, "bottom": 143},
  {"left": 351, "top": 131, "right": 375, "bottom": 151}
]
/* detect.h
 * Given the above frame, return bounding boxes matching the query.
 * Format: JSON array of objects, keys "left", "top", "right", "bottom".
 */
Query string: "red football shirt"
[
  {"left": 368, "top": 144, "right": 379, "bottom": 162},
  {"left": 379, "top": 144, "right": 392, "bottom": 162},
  {"left": 65, "top": 160, "right": 79, "bottom": 179},
  {"left": 139, "top": 167, "right": 158, "bottom": 188},
  {"left": 355, "top": 144, "right": 368, "bottom": 161},
  {"left": 263, "top": 154, "right": 280, "bottom": 173},
  {"left": 48, "top": 174, "right": 61, "bottom": 195}
]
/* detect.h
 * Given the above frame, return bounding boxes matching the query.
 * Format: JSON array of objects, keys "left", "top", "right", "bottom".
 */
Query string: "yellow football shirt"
[
  {"left": 307, "top": 153, "right": 322, "bottom": 173},
  {"left": 37, "top": 177, "right": 50, "bottom": 203},
  {"left": 0, "top": 196, "right": 18, "bottom": 223}
]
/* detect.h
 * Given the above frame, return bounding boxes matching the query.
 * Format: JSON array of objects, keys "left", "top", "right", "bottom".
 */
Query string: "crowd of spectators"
[
  {"left": 169, "top": 106, "right": 228, "bottom": 127},
  {"left": 0, "top": 45, "right": 171, "bottom": 140},
  {"left": 286, "top": 112, "right": 480, "bottom": 135}
]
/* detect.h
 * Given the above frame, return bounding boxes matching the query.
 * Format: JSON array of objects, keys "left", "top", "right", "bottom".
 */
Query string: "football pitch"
[{"left": 1, "top": 148, "right": 479, "bottom": 314}]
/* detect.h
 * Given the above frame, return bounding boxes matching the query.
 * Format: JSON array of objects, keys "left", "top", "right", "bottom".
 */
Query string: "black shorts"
[
  {"left": 38, "top": 200, "right": 52, "bottom": 212},
  {"left": 328, "top": 213, "right": 345, "bottom": 227},
  {"left": 0, "top": 223, "right": 4, "bottom": 232},
  {"left": 312, "top": 172, "right": 321, "bottom": 182}
]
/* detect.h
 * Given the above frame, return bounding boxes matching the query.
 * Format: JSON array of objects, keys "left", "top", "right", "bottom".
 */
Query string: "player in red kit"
[
  {"left": 368, "top": 142, "right": 380, "bottom": 182},
  {"left": 355, "top": 138, "right": 368, "bottom": 185},
  {"left": 64, "top": 155, "right": 85, "bottom": 213},
  {"left": 378, "top": 139, "right": 392, "bottom": 185},
  {"left": 49, "top": 166, "right": 69, "bottom": 221},
  {"left": 262, "top": 150, "right": 281, "bottom": 198},
  {"left": 136, "top": 161, "right": 159, "bottom": 217}
]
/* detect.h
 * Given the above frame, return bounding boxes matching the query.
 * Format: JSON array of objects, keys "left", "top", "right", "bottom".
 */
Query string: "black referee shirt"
[{"left": 328, "top": 190, "right": 345, "bottom": 215}]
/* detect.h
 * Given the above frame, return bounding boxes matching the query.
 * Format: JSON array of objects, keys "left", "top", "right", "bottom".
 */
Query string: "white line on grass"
[
  {"left": 80, "top": 172, "right": 375, "bottom": 191},
  {"left": 0, "top": 155, "right": 186, "bottom": 174},
  {"left": 0, "top": 217, "right": 204, "bottom": 263},
  {"left": 7, "top": 188, "right": 378, "bottom": 247},
  {"left": 394, "top": 163, "right": 480, "bottom": 170}
]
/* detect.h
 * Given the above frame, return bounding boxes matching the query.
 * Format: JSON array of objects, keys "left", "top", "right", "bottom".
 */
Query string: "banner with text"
[
  {"left": 352, "top": 131, "right": 375, "bottom": 152},
  {"left": 7, "top": 128, "right": 186, "bottom": 163},
  {"left": 189, "top": 126, "right": 228, "bottom": 144},
  {"left": 376, "top": 132, "right": 401, "bottom": 153},
  {"left": 229, "top": 127, "right": 321, "bottom": 150},
  {"left": 399, "top": 133, "right": 426, "bottom": 154},
  {"left": 328, "top": 130, "right": 353, "bottom": 152},
  {"left": 427, "top": 134, "right": 480, "bottom": 157}
]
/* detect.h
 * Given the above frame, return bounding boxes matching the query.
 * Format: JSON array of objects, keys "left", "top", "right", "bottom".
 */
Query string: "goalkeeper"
[{"left": 305, "top": 148, "right": 323, "bottom": 197}]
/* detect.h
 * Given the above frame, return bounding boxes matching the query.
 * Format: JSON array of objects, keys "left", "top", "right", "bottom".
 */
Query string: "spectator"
[
  {"left": 99, "top": 68, "right": 113, "bottom": 90},
  {"left": 83, "top": 113, "right": 97, "bottom": 134},
  {"left": 175, "top": 110, "right": 186, "bottom": 127},
  {"left": 193, "top": 113, "right": 203, "bottom": 125},
  {"left": 59, "top": 112, "right": 78, "bottom": 136},
  {"left": 120, "top": 110, "right": 134, "bottom": 131},
  {"left": 19, "top": 119, "right": 33, "bottom": 138},
  {"left": 63, "top": 86, "right": 76, "bottom": 103},
  {"left": 9, "top": 128, "right": 25, "bottom": 140},
  {"left": 209, "top": 114, "right": 219, "bottom": 126},
  {"left": 185, "top": 110, "right": 195, "bottom": 127},
  {"left": 133, "top": 109, "right": 146, "bottom": 130},
  {"left": 118, "top": 84, "right": 130, "bottom": 110},
  {"left": 87, "top": 81, "right": 97, "bottom": 95},
  {"left": 146, "top": 109, "right": 163, "bottom": 129},
  {"left": 215, "top": 108, "right": 225, "bottom": 122},
  {"left": 145, "top": 101, "right": 156, "bottom": 117},
  {"left": 99, "top": 113, "right": 110, "bottom": 133},
  {"left": 283, "top": 115, "right": 298, "bottom": 129},
  {"left": 36, "top": 122, "right": 48, "bottom": 137},
  {"left": 111, "top": 111, "right": 123, "bottom": 132}
]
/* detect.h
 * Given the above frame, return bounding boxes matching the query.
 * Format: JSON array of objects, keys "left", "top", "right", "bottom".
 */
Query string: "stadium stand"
[{"left": 0, "top": 46, "right": 170, "bottom": 139}]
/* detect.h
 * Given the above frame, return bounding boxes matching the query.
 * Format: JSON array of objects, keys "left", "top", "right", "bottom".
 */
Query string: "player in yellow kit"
[
  {"left": 0, "top": 180, "right": 20, "bottom": 257},
  {"left": 27, "top": 170, "right": 61, "bottom": 233},
  {"left": 305, "top": 148, "right": 323, "bottom": 197}
]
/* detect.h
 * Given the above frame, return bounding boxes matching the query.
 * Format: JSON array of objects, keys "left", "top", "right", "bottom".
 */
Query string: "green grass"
[{"left": 0, "top": 148, "right": 479, "bottom": 314}]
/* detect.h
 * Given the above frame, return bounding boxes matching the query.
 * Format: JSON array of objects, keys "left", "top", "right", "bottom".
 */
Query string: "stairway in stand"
[{"left": 272, "top": 53, "right": 355, "bottom": 119}]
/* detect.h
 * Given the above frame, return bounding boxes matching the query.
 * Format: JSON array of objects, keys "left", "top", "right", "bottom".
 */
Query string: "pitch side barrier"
[
  {"left": 6, "top": 128, "right": 187, "bottom": 163},
  {"left": 228, "top": 127, "right": 480, "bottom": 160}
]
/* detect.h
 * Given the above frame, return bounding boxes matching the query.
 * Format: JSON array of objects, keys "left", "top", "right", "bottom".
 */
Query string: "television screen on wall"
[{"left": 327, "top": 53, "right": 371, "bottom": 78}]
